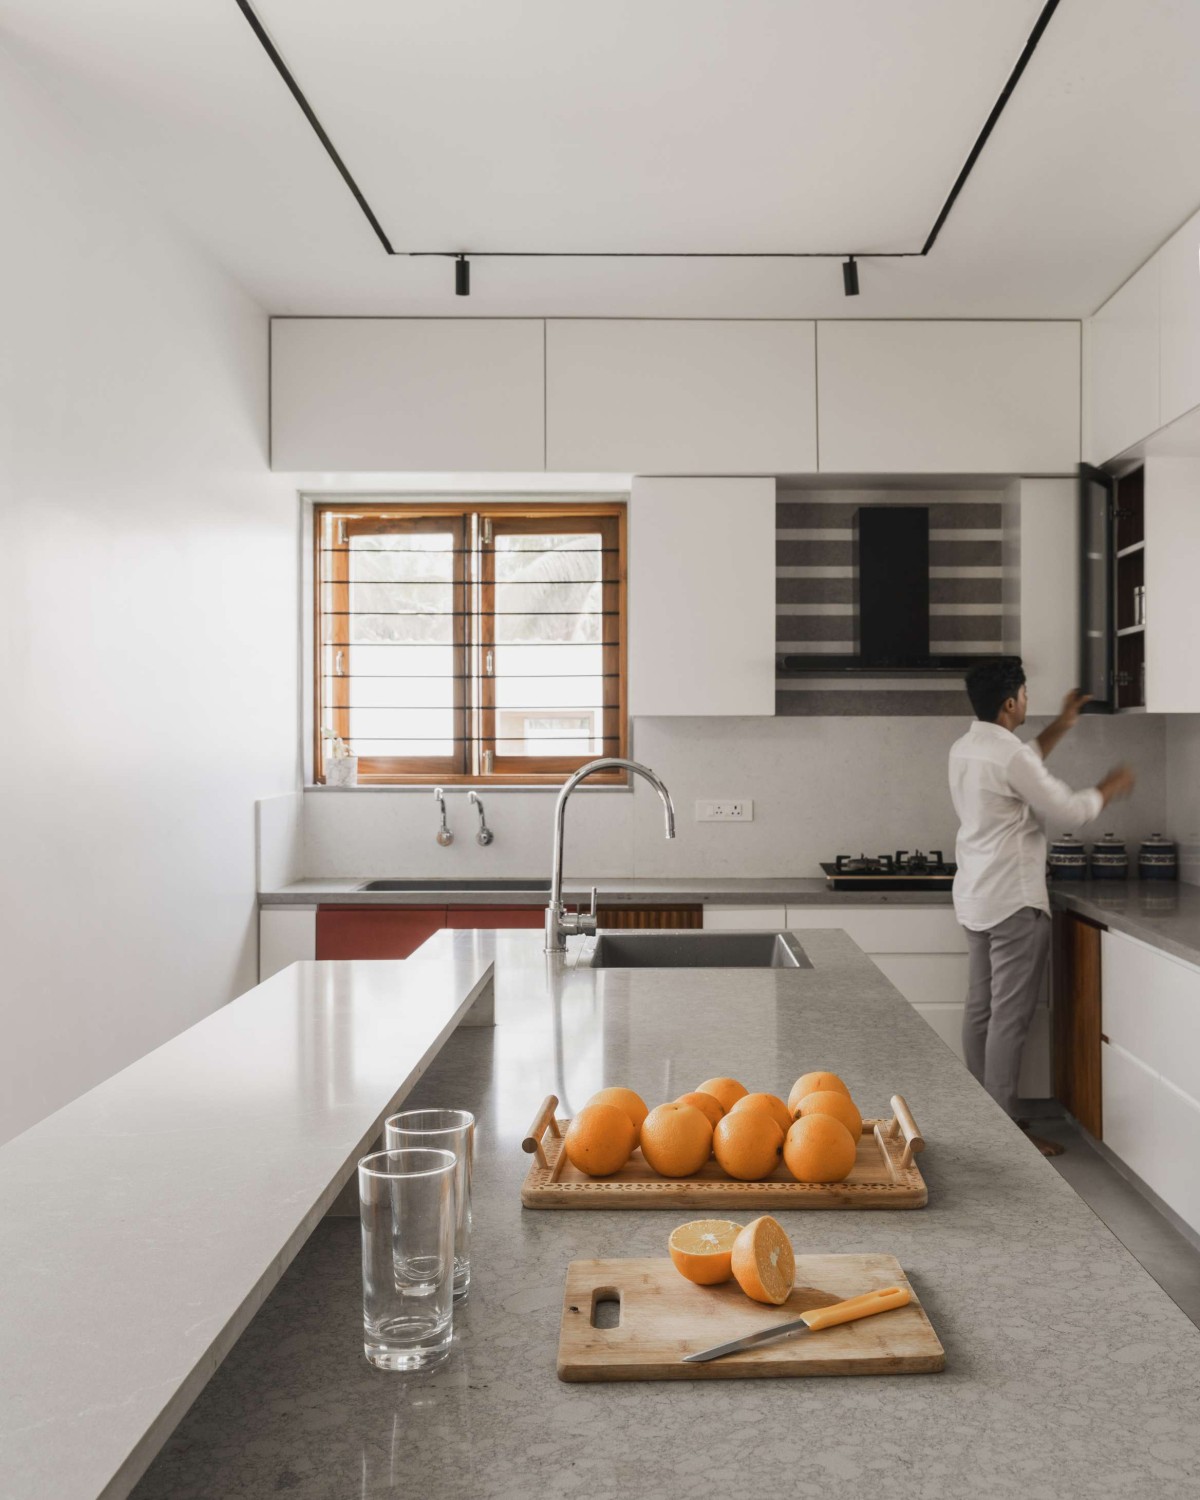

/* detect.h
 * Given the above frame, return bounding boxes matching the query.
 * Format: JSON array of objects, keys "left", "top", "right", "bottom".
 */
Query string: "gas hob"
[{"left": 820, "top": 850, "right": 956, "bottom": 892}]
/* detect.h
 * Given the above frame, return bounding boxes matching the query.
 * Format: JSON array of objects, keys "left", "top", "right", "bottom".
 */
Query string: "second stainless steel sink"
[
  {"left": 579, "top": 930, "right": 811, "bottom": 970},
  {"left": 358, "top": 878, "right": 552, "bottom": 894}
]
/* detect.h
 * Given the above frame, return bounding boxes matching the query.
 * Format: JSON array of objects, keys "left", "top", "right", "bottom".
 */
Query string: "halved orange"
[
  {"left": 668, "top": 1219, "right": 743, "bottom": 1285},
  {"left": 730, "top": 1215, "right": 795, "bottom": 1305}
]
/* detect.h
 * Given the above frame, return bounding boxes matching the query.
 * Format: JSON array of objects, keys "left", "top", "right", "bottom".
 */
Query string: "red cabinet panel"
[
  {"left": 316, "top": 906, "right": 447, "bottom": 960},
  {"left": 446, "top": 906, "right": 543, "bottom": 930}
]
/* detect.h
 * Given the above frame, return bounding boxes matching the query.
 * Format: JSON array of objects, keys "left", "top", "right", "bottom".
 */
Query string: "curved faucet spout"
[{"left": 546, "top": 757, "right": 676, "bottom": 952}]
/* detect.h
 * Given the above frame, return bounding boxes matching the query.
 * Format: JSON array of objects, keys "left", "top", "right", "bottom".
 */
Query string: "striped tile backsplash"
[{"left": 776, "top": 489, "right": 1006, "bottom": 716}]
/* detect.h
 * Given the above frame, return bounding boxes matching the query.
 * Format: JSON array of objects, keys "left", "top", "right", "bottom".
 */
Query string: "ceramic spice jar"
[
  {"left": 1137, "top": 833, "right": 1179, "bottom": 882},
  {"left": 1089, "top": 833, "right": 1129, "bottom": 881},
  {"left": 1047, "top": 834, "right": 1088, "bottom": 881}
]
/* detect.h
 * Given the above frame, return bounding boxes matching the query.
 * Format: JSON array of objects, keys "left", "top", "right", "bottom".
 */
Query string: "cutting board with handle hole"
[{"left": 558, "top": 1253, "right": 944, "bottom": 1381}]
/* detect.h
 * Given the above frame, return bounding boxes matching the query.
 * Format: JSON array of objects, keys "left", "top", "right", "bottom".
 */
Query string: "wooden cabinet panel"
[
  {"left": 1052, "top": 910, "right": 1103, "bottom": 1137},
  {"left": 446, "top": 906, "right": 543, "bottom": 929},
  {"left": 596, "top": 906, "right": 702, "bottom": 929},
  {"left": 316, "top": 905, "right": 447, "bottom": 959}
]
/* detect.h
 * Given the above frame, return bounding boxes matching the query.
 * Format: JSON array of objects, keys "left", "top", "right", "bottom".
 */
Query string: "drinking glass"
[
  {"left": 358, "top": 1147, "right": 456, "bottom": 1371},
  {"left": 385, "top": 1108, "right": 475, "bottom": 1300}
]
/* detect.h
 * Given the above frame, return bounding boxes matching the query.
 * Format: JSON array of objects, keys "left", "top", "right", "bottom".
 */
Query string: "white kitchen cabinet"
[
  {"left": 703, "top": 905, "right": 788, "bottom": 930},
  {"left": 782, "top": 905, "right": 967, "bottom": 954},
  {"left": 1002, "top": 479, "right": 1079, "bottom": 715},
  {"left": 629, "top": 477, "right": 776, "bottom": 716},
  {"left": 1157, "top": 204, "right": 1200, "bottom": 428},
  {"left": 259, "top": 906, "right": 316, "bottom": 982},
  {"left": 1101, "top": 929, "right": 1200, "bottom": 1108},
  {"left": 816, "top": 321, "right": 1081, "bottom": 474},
  {"left": 1101, "top": 1039, "right": 1160, "bottom": 1187},
  {"left": 1083, "top": 256, "right": 1160, "bottom": 465},
  {"left": 270, "top": 318, "right": 545, "bottom": 471},
  {"left": 545, "top": 320, "right": 817, "bottom": 474},
  {"left": 1144, "top": 457, "right": 1200, "bottom": 713}
]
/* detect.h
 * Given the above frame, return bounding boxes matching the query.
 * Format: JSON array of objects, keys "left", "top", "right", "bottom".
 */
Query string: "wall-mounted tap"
[
  {"left": 545, "top": 757, "right": 675, "bottom": 952},
  {"left": 468, "top": 791, "right": 494, "bottom": 846},
  {"left": 434, "top": 787, "right": 453, "bottom": 847}
]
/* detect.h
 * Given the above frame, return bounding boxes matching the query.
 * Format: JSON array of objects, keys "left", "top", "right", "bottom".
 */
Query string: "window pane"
[
  {"left": 331, "top": 529, "right": 458, "bottom": 758},
  {"left": 492, "top": 533, "right": 610, "bottom": 757}
]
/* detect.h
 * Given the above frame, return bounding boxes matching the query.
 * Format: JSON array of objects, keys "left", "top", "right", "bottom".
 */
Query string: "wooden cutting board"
[{"left": 557, "top": 1254, "right": 944, "bottom": 1381}]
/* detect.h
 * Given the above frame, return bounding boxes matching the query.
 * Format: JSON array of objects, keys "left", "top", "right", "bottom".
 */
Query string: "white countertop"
[{"left": 0, "top": 941, "right": 495, "bottom": 1500}]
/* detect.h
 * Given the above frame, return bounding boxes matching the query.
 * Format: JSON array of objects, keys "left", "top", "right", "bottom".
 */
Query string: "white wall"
[
  {"left": 0, "top": 48, "right": 299, "bottom": 1144},
  {"left": 299, "top": 714, "right": 1166, "bottom": 881}
]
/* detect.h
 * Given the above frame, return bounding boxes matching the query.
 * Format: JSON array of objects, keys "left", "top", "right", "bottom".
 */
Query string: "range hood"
[{"left": 778, "top": 503, "right": 1007, "bottom": 677}]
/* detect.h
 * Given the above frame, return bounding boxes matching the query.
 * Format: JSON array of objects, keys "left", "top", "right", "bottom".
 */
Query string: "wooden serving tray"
[
  {"left": 521, "top": 1093, "right": 927, "bottom": 1209},
  {"left": 558, "top": 1254, "right": 944, "bottom": 1380}
]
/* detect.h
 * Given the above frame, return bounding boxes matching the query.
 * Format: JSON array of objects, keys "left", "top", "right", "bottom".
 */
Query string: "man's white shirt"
[{"left": 949, "top": 720, "right": 1103, "bottom": 932}]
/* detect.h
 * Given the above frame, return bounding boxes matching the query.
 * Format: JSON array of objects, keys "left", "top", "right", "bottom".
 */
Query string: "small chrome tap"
[
  {"left": 468, "top": 790, "right": 494, "bottom": 846},
  {"left": 434, "top": 787, "right": 453, "bottom": 847},
  {"left": 545, "top": 758, "right": 675, "bottom": 952}
]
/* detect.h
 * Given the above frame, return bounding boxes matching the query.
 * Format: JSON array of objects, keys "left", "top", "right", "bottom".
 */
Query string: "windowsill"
[{"left": 304, "top": 782, "right": 633, "bottom": 794}]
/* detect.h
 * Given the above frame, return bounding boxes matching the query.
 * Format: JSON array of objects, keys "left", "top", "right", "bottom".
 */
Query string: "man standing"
[{"left": 950, "top": 659, "right": 1134, "bottom": 1155}]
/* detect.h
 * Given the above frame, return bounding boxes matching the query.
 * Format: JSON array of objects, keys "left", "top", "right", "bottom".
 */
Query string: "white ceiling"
[{"left": 3, "top": 0, "right": 1200, "bottom": 318}]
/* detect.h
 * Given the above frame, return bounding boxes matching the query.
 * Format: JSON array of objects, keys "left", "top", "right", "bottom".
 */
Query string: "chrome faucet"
[
  {"left": 434, "top": 787, "right": 453, "bottom": 847},
  {"left": 545, "top": 757, "right": 675, "bottom": 952},
  {"left": 468, "top": 790, "right": 493, "bottom": 846}
]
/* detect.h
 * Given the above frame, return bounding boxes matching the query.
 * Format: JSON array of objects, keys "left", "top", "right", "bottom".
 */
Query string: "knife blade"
[{"left": 681, "top": 1284, "right": 912, "bottom": 1364}]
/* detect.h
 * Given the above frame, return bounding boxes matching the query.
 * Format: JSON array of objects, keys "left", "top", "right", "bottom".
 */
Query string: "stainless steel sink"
[
  {"left": 358, "top": 878, "right": 551, "bottom": 894},
  {"left": 579, "top": 930, "right": 811, "bottom": 970}
]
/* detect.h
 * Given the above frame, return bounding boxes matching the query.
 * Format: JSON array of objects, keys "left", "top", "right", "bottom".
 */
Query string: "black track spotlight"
[
  {"left": 842, "top": 256, "right": 859, "bottom": 297},
  {"left": 455, "top": 254, "right": 470, "bottom": 297}
]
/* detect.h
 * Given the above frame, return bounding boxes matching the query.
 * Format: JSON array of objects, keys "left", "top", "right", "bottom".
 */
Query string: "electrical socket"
[{"left": 695, "top": 799, "right": 753, "bottom": 822}]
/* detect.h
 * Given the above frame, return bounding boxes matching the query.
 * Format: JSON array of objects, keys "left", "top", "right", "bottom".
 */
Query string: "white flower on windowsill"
[{"left": 321, "top": 728, "right": 358, "bottom": 786}]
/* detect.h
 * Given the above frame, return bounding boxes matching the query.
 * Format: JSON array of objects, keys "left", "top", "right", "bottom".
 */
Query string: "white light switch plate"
[{"left": 695, "top": 799, "right": 754, "bottom": 822}]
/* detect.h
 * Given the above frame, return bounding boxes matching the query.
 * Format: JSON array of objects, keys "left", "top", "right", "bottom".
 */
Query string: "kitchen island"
[{"left": 129, "top": 927, "right": 1200, "bottom": 1500}]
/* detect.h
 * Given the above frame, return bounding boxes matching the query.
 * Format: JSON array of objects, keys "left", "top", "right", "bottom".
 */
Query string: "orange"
[
  {"left": 674, "top": 1091, "right": 725, "bottom": 1129},
  {"left": 783, "top": 1113, "right": 857, "bottom": 1183},
  {"left": 729, "top": 1091, "right": 792, "bottom": 1136},
  {"left": 586, "top": 1087, "right": 649, "bottom": 1135},
  {"left": 787, "top": 1071, "right": 851, "bottom": 1115},
  {"left": 795, "top": 1089, "right": 863, "bottom": 1143},
  {"left": 696, "top": 1077, "right": 748, "bottom": 1113},
  {"left": 562, "top": 1103, "right": 637, "bottom": 1177},
  {"left": 639, "top": 1102, "right": 713, "bottom": 1178},
  {"left": 667, "top": 1219, "right": 742, "bottom": 1285},
  {"left": 731, "top": 1216, "right": 795, "bottom": 1305},
  {"left": 713, "top": 1110, "right": 784, "bottom": 1181}
]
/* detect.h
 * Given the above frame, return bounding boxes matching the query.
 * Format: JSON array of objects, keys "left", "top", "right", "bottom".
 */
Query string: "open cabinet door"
[{"left": 1078, "top": 464, "right": 1114, "bottom": 712}]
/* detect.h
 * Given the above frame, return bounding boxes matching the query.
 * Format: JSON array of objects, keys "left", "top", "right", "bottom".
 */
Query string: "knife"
[{"left": 681, "top": 1285, "right": 912, "bottom": 1364}]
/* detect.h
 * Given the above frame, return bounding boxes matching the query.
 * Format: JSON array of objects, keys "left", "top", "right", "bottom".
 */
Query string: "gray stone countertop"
[
  {"left": 261, "top": 874, "right": 956, "bottom": 908},
  {"left": 1049, "top": 879, "right": 1200, "bottom": 968},
  {"left": 131, "top": 928, "right": 1200, "bottom": 1500}
]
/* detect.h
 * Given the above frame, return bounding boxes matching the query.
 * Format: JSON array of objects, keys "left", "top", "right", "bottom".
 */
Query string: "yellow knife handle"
[{"left": 800, "top": 1285, "right": 911, "bottom": 1332}]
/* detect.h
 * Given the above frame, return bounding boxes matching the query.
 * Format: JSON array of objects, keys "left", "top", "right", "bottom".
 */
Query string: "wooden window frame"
[{"left": 314, "top": 500, "right": 627, "bottom": 786}]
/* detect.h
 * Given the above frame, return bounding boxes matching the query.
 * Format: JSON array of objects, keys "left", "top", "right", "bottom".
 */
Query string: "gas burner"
[{"left": 822, "top": 847, "right": 955, "bottom": 891}]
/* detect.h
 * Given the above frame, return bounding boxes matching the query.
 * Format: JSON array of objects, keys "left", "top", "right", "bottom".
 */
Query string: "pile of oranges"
[{"left": 562, "top": 1071, "right": 863, "bottom": 1184}]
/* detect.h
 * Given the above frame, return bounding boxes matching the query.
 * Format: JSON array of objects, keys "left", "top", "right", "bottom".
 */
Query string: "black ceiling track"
[{"left": 236, "top": 0, "right": 1062, "bottom": 266}]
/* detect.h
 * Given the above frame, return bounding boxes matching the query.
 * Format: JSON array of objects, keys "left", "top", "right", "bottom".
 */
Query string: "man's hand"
[
  {"left": 1037, "top": 689, "right": 1093, "bottom": 760},
  {"left": 1098, "top": 764, "right": 1136, "bottom": 806}
]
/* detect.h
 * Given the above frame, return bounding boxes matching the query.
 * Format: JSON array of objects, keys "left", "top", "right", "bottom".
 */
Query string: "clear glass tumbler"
[
  {"left": 359, "top": 1147, "right": 456, "bottom": 1371},
  {"left": 384, "top": 1108, "right": 475, "bottom": 1300}
]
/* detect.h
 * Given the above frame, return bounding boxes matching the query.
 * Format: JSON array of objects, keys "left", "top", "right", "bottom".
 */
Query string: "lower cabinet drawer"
[
  {"left": 1101, "top": 1040, "right": 1160, "bottom": 1188},
  {"left": 445, "top": 906, "right": 543, "bottom": 929},
  {"left": 871, "top": 953, "right": 968, "bottom": 1007},
  {"left": 1103, "top": 1037, "right": 1200, "bottom": 1234},
  {"left": 782, "top": 905, "right": 968, "bottom": 954},
  {"left": 315, "top": 905, "right": 447, "bottom": 959},
  {"left": 704, "top": 905, "right": 787, "bottom": 929}
]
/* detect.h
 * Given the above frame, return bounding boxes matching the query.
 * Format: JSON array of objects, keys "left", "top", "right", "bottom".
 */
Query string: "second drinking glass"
[{"left": 385, "top": 1108, "right": 475, "bottom": 1300}]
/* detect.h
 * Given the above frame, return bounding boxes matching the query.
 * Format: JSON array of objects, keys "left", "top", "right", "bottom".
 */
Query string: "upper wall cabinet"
[
  {"left": 817, "top": 321, "right": 1081, "bottom": 474},
  {"left": 270, "top": 318, "right": 545, "bottom": 472},
  {"left": 1158, "top": 206, "right": 1200, "bottom": 429},
  {"left": 545, "top": 320, "right": 817, "bottom": 474},
  {"left": 629, "top": 477, "right": 777, "bottom": 716},
  {"left": 1084, "top": 257, "right": 1160, "bottom": 466}
]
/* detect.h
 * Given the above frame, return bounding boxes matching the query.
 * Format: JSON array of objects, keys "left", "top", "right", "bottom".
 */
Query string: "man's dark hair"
[{"left": 965, "top": 657, "right": 1026, "bottom": 722}]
